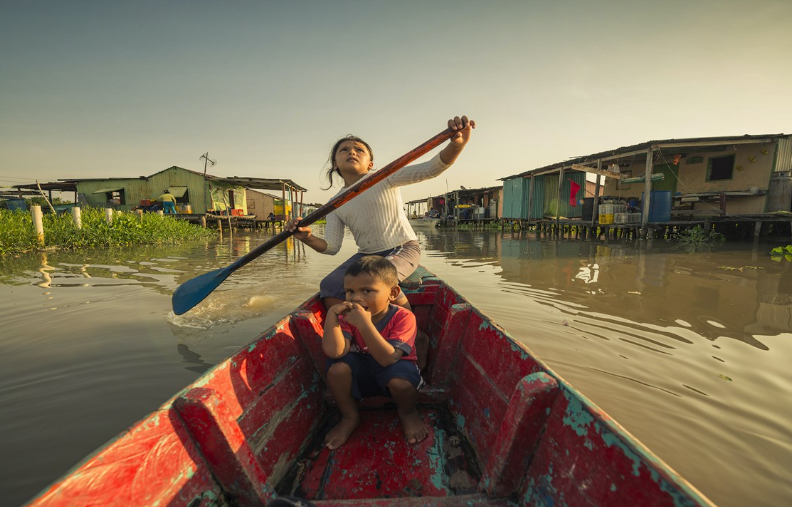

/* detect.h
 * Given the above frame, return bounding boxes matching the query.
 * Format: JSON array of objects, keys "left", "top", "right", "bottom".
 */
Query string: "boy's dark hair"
[
  {"left": 344, "top": 256, "right": 398, "bottom": 287},
  {"left": 322, "top": 135, "right": 374, "bottom": 190}
]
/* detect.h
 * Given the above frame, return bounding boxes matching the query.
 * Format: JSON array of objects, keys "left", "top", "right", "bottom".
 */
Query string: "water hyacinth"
[{"left": 0, "top": 208, "right": 215, "bottom": 255}]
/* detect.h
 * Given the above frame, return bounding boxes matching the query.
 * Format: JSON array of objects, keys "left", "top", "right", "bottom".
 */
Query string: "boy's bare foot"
[
  {"left": 324, "top": 415, "right": 359, "bottom": 450},
  {"left": 399, "top": 410, "right": 428, "bottom": 444}
]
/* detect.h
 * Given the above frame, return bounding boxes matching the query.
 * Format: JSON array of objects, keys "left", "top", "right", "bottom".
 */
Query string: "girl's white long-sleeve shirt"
[{"left": 322, "top": 154, "right": 450, "bottom": 255}]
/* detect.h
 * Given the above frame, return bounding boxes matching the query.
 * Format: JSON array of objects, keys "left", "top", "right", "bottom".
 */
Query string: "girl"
[{"left": 286, "top": 115, "right": 475, "bottom": 369}]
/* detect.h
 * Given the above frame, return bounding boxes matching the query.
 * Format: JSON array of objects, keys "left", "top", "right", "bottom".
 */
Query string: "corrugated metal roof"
[
  {"left": 224, "top": 177, "right": 307, "bottom": 192},
  {"left": 500, "top": 133, "right": 790, "bottom": 181},
  {"left": 55, "top": 166, "right": 307, "bottom": 192}
]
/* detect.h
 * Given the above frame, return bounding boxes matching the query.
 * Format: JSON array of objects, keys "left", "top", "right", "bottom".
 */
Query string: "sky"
[{"left": 2, "top": 0, "right": 791, "bottom": 205}]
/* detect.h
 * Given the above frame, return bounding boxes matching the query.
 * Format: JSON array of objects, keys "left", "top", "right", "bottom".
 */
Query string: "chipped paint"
[
  {"left": 29, "top": 266, "right": 717, "bottom": 507},
  {"left": 427, "top": 428, "right": 449, "bottom": 493},
  {"left": 561, "top": 395, "right": 594, "bottom": 438},
  {"left": 600, "top": 432, "right": 643, "bottom": 477}
]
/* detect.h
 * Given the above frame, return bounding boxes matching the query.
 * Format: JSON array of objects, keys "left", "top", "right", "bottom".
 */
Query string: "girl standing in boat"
[{"left": 286, "top": 115, "right": 475, "bottom": 369}]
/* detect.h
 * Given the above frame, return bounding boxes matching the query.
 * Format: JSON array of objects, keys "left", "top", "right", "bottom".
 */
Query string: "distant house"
[
  {"left": 15, "top": 166, "right": 306, "bottom": 216},
  {"left": 414, "top": 186, "right": 503, "bottom": 220},
  {"left": 246, "top": 189, "right": 279, "bottom": 220},
  {"left": 449, "top": 185, "right": 503, "bottom": 220},
  {"left": 500, "top": 133, "right": 792, "bottom": 224}
]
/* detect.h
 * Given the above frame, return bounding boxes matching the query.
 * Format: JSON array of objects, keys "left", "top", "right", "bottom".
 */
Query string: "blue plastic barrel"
[{"left": 641, "top": 191, "right": 672, "bottom": 222}]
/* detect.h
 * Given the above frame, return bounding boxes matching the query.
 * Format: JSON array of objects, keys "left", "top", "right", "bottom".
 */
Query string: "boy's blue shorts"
[{"left": 326, "top": 352, "right": 425, "bottom": 400}]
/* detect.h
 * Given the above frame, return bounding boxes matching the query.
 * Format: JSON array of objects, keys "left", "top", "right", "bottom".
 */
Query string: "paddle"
[{"left": 172, "top": 127, "right": 458, "bottom": 315}]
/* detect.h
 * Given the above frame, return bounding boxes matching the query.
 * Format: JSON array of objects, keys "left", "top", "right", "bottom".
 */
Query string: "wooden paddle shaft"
[{"left": 229, "top": 127, "right": 457, "bottom": 271}]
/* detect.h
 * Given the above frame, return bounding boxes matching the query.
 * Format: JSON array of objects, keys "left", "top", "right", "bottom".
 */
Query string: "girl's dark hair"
[{"left": 322, "top": 135, "right": 374, "bottom": 189}]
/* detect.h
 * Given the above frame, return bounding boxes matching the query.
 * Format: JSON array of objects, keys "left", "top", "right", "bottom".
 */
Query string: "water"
[{"left": 1, "top": 227, "right": 790, "bottom": 507}]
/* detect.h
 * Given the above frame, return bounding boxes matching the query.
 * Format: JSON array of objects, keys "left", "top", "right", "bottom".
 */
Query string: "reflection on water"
[
  {"left": 176, "top": 344, "right": 213, "bottom": 375},
  {"left": 416, "top": 229, "right": 792, "bottom": 507},
  {"left": 1, "top": 227, "right": 791, "bottom": 507}
]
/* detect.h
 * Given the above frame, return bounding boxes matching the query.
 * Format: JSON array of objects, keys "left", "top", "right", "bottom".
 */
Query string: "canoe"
[
  {"left": 408, "top": 217, "right": 440, "bottom": 229},
  {"left": 26, "top": 267, "right": 715, "bottom": 507}
]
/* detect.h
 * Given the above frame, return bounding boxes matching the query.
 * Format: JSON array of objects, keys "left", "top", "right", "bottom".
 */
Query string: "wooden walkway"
[
  {"left": 170, "top": 213, "right": 285, "bottom": 231},
  {"left": 508, "top": 214, "right": 792, "bottom": 241}
]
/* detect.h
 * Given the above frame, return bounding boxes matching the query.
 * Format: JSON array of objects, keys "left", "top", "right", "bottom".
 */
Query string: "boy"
[{"left": 323, "top": 256, "right": 426, "bottom": 450}]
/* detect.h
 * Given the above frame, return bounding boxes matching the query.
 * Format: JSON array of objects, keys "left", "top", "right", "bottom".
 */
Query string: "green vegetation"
[
  {"left": 770, "top": 245, "right": 792, "bottom": 262},
  {"left": 676, "top": 225, "right": 725, "bottom": 252},
  {"left": 0, "top": 207, "right": 215, "bottom": 255}
]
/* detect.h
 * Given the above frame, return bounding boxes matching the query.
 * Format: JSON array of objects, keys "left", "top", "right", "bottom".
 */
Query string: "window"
[
  {"left": 707, "top": 155, "right": 734, "bottom": 181},
  {"left": 108, "top": 190, "right": 125, "bottom": 205},
  {"left": 617, "top": 171, "right": 632, "bottom": 190}
]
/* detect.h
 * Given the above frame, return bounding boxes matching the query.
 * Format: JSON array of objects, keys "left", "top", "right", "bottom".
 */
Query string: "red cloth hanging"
[{"left": 569, "top": 180, "right": 581, "bottom": 207}]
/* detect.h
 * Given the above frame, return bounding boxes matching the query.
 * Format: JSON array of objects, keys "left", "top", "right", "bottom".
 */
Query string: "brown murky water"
[{"left": 1, "top": 227, "right": 790, "bottom": 507}]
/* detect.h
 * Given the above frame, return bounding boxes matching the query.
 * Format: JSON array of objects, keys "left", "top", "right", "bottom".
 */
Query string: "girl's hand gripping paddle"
[{"left": 172, "top": 127, "right": 457, "bottom": 315}]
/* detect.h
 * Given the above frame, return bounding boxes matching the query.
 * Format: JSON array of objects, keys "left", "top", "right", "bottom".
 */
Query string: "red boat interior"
[{"left": 30, "top": 270, "right": 711, "bottom": 507}]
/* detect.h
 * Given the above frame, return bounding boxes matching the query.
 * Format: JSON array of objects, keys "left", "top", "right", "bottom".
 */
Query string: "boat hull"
[
  {"left": 408, "top": 218, "right": 440, "bottom": 229},
  {"left": 26, "top": 267, "right": 716, "bottom": 507}
]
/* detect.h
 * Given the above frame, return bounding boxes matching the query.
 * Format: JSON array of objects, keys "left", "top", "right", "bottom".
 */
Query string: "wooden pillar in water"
[
  {"left": 640, "top": 148, "right": 655, "bottom": 239},
  {"left": 526, "top": 174, "right": 534, "bottom": 229},
  {"left": 591, "top": 161, "right": 602, "bottom": 240},
  {"left": 32, "top": 205, "right": 44, "bottom": 245},
  {"left": 555, "top": 166, "right": 565, "bottom": 234},
  {"left": 72, "top": 207, "right": 82, "bottom": 230}
]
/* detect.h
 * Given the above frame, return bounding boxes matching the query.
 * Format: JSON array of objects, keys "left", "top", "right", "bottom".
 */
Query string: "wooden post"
[
  {"left": 641, "top": 148, "right": 655, "bottom": 237},
  {"left": 555, "top": 166, "right": 565, "bottom": 232},
  {"left": 591, "top": 160, "right": 602, "bottom": 229},
  {"left": 32, "top": 205, "right": 44, "bottom": 245},
  {"left": 281, "top": 184, "right": 286, "bottom": 221},
  {"left": 526, "top": 175, "right": 534, "bottom": 225},
  {"left": 217, "top": 219, "right": 222, "bottom": 232},
  {"left": 72, "top": 206, "right": 82, "bottom": 230},
  {"left": 105, "top": 208, "right": 113, "bottom": 224},
  {"left": 36, "top": 180, "right": 56, "bottom": 213},
  {"left": 136, "top": 209, "right": 143, "bottom": 220},
  {"left": 288, "top": 186, "right": 294, "bottom": 221},
  {"left": 201, "top": 216, "right": 207, "bottom": 228}
]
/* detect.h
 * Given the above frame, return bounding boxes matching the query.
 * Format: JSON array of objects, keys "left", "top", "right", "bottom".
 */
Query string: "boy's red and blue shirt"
[{"left": 339, "top": 304, "right": 418, "bottom": 362}]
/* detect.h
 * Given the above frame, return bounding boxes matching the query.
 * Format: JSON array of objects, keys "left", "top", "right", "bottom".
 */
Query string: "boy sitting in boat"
[{"left": 322, "top": 255, "right": 426, "bottom": 449}]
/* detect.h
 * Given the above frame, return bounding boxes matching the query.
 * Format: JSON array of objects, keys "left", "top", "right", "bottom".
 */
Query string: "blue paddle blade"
[{"left": 172, "top": 266, "right": 232, "bottom": 315}]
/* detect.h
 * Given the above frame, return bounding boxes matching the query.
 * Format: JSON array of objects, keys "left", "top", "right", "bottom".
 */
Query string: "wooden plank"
[
  {"left": 292, "top": 408, "right": 480, "bottom": 500},
  {"left": 481, "top": 373, "right": 560, "bottom": 497},
  {"left": 571, "top": 163, "right": 623, "bottom": 180}
]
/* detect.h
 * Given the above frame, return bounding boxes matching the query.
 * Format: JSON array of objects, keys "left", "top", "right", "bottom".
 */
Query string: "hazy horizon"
[{"left": 2, "top": 0, "right": 790, "bottom": 204}]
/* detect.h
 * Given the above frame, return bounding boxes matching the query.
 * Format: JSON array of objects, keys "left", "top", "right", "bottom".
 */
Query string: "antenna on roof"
[{"left": 200, "top": 152, "right": 216, "bottom": 178}]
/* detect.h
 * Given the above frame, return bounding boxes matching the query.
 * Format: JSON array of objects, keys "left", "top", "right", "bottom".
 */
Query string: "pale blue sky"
[{"left": 2, "top": 0, "right": 790, "bottom": 204}]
